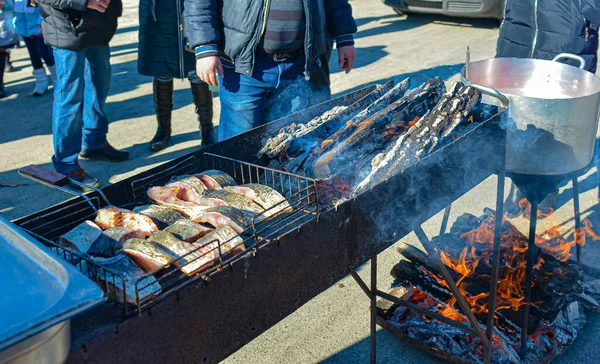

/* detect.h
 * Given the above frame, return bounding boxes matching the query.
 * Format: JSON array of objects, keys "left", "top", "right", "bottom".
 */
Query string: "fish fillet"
[
  {"left": 121, "top": 238, "right": 176, "bottom": 273},
  {"left": 88, "top": 227, "right": 145, "bottom": 258},
  {"left": 195, "top": 170, "right": 236, "bottom": 189},
  {"left": 95, "top": 206, "right": 159, "bottom": 236},
  {"left": 225, "top": 184, "right": 292, "bottom": 218},
  {"left": 58, "top": 220, "right": 103, "bottom": 253},
  {"left": 192, "top": 206, "right": 255, "bottom": 234}
]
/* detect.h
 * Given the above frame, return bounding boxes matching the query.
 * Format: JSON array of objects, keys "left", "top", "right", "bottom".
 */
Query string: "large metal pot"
[{"left": 461, "top": 54, "right": 600, "bottom": 175}]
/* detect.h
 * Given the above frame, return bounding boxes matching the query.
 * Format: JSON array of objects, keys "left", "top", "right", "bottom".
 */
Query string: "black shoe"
[
  {"left": 66, "top": 168, "right": 100, "bottom": 191},
  {"left": 150, "top": 127, "right": 171, "bottom": 151},
  {"left": 80, "top": 143, "right": 129, "bottom": 161},
  {"left": 150, "top": 79, "right": 174, "bottom": 152},
  {"left": 191, "top": 82, "right": 215, "bottom": 146}
]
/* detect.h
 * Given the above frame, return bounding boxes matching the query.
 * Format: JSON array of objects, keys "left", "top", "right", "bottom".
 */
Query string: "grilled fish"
[
  {"left": 94, "top": 255, "right": 161, "bottom": 305},
  {"left": 132, "top": 205, "right": 184, "bottom": 229},
  {"left": 168, "top": 175, "right": 207, "bottom": 195},
  {"left": 58, "top": 220, "right": 103, "bottom": 253},
  {"left": 164, "top": 219, "right": 214, "bottom": 242},
  {"left": 195, "top": 170, "right": 236, "bottom": 189},
  {"left": 88, "top": 227, "right": 145, "bottom": 258},
  {"left": 202, "top": 189, "right": 265, "bottom": 215},
  {"left": 147, "top": 231, "right": 206, "bottom": 275},
  {"left": 192, "top": 206, "right": 255, "bottom": 234},
  {"left": 225, "top": 184, "right": 292, "bottom": 218},
  {"left": 95, "top": 206, "right": 159, "bottom": 236},
  {"left": 120, "top": 238, "right": 176, "bottom": 273},
  {"left": 191, "top": 226, "right": 245, "bottom": 270},
  {"left": 147, "top": 186, "right": 210, "bottom": 217}
]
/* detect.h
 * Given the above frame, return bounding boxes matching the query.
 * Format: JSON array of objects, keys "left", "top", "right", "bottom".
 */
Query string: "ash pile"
[{"left": 378, "top": 209, "right": 600, "bottom": 364}]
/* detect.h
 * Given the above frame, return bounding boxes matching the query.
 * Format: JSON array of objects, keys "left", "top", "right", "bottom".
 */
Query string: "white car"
[{"left": 382, "top": 0, "right": 505, "bottom": 20}]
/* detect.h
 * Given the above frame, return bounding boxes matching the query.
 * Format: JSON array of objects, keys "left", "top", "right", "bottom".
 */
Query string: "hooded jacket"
[
  {"left": 0, "top": 0, "right": 18, "bottom": 48},
  {"left": 37, "top": 0, "right": 122, "bottom": 51},
  {"left": 12, "top": 0, "right": 42, "bottom": 37},
  {"left": 183, "top": 0, "right": 357, "bottom": 78},
  {"left": 497, "top": 0, "right": 600, "bottom": 73}
]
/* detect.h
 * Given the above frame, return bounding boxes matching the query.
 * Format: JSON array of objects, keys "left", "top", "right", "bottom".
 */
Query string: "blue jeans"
[
  {"left": 51, "top": 46, "right": 111, "bottom": 174},
  {"left": 217, "top": 55, "right": 330, "bottom": 141}
]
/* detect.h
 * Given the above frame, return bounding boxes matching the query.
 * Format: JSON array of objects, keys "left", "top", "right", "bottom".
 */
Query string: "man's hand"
[
  {"left": 87, "top": 0, "right": 110, "bottom": 13},
  {"left": 338, "top": 45, "right": 356, "bottom": 74},
  {"left": 196, "top": 56, "right": 224, "bottom": 87}
]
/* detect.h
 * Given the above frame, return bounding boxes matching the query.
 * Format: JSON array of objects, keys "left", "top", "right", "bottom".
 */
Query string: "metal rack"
[{"left": 17, "top": 153, "right": 321, "bottom": 318}]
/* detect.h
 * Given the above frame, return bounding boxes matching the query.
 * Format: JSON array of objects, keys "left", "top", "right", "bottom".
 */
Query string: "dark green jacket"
[{"left": 138, "top": 0, "right": 196, "bottom": 79}]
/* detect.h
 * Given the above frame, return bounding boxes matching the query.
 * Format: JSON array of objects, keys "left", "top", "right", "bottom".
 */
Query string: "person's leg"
[
  {"left": 79, "top": 46, "right": 129, "bottom": 161},
  {"left": 23, "top": 36, "right": 44, "bottom": 70},
  {"left": 36, "top": 36, "right": 55, "bottom": 67},
  {"left": 23, "top": 36, "right": 48, "bottom": 96},
  {"left": 51, "top": 47, "right": 86, "bottom": 174},
  {"left": 0, "top": 48, "right": 7, "bottom": 98},
  {"left": 265, "top": 56, "right": 330, "bottom": 121},
  {"left": 217, "top": 56, "right": 277, "bottom": 141},
  {"left": 149, "top": 76, "right": 174, "bottom": 151},
  {"left": 188, "top": 70, "right": 214, "bottom": 146},
  {"left": 82, "top": 46, "right": 110, "bottom": 150}
]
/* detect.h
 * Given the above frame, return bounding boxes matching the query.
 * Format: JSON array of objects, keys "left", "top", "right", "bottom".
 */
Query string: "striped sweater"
[{"left": 259, "top": 0, "right": 306, "bottom": 54}]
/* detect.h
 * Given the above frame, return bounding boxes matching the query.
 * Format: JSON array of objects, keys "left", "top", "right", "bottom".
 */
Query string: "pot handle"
[
  {"left": 468, "top": 83, "right": 509, "bottom": 109},
  {"left": 552, "top": 53, "right": 586, "bottom": 69}
]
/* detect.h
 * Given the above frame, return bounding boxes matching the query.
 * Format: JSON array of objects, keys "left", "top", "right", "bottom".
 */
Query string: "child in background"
[
  {"left": 13, "top": 0, "right": 54, "bottom": 95},
  {"left": 0, "top": 0, "right": 18, "bottom": 98}
]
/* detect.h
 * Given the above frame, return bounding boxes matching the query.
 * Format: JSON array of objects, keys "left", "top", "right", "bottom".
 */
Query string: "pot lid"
[{"left": 0, "top": 214, "right": 105, "bottom": 352}]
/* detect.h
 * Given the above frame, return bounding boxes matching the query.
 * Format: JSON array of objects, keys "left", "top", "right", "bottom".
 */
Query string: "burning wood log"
[
  {"left": 309, "top": 77, "right": 446, "bottom": 179},
  {"left": 257, "top": 79, "right": 407, "bottom": 159},
  {"left": 352, "top": 83, "right": 481, "bottom": 196}
]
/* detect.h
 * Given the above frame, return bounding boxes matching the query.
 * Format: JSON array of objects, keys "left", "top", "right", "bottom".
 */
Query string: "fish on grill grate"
[
  {"left": 120, "top": 238, "right": 177, "bottom": 273},
  {"left": 202, "top": 189, "right": 265, "bottom": 215},
  {"left": 58, "top": 220, "right": 103, "bottom": 253},
  {"left": 352, "top": 83, "right": 482, "bottom": 196},
  {"left": 169, "top": 175, "right": 208, "bottom": 194},
  {"left": 147, "top": 231, "right": 210, "bottom": 275},
  {"left": 94, "top": 255, "right": 161, "bottom": 305},
  {"left": 190, "top": 226, "right": 246, "bottom": 268},
  {"left": 164, "top": 219, "right": 214, "bottom": 242},
  {"left": 225, "top": 184, "right": 292, "bottom": 218},
  {"left": 132, "top": 205, "right": 184, "bottom": 229},
  {"left": 95, "top": 206, "right": 159, "bottom": 236},
  {"left": 147, "top": 186, "right": 212, "bottom": 217},
  {"left": 191, "top": 206, "right": 256, "bottom": 234},
  {"left": 88, "top": 227, "right": 146, "bottom": 258},
  {"left": 195, "top": 170, "right": 236, "bottom": 189}
]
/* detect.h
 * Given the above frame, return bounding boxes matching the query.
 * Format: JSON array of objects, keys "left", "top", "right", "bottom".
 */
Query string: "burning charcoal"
[
  {"left": 391, "top": 306, "right": 408, "bottom": 322},
  {"left": 566, "top": 301, "right": 582, "bottom": 324}
]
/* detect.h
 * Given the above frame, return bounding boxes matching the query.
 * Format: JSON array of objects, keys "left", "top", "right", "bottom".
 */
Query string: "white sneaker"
[
  {"left": 32, "top": 68, "right": 48, "bottom": 96},
  {"left": 47, "top": 65, "right": 57, "bottom": 89}
]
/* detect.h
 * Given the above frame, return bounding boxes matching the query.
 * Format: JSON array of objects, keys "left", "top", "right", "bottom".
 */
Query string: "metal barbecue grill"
[
  {"left": 10, "top": 83, "right": 508, "bottom": 363},
  {"left": 18, "top": 153, "right": 319, "bottom": 317}
]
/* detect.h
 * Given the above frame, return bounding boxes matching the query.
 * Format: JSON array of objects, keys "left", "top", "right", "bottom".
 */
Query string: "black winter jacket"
[
  {"left": 138, "top": 0, "right": 196, "bottom": 79},
  {"left": 38, "top": 0, "right": 122, "bottom": 51},
  {"left": 183, "top": 0, "right": 357, "bottom": 77},
  {"left": 497, "top": 0, "right": 600, "bottom": 73}
]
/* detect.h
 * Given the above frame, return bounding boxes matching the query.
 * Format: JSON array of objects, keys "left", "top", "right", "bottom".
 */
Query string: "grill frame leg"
[
  {"left": 520, "top": 200, "right": 538, "bottom": 359},
  {"left": 573, "top": 177, "right": 583, "bottom": 265}
]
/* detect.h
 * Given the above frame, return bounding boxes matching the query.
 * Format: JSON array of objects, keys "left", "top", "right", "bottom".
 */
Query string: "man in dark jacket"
[
  {"left": 184, "top": 0, "right": 358, "bottom": 141},
  {"left": 497, "top": 0, "right": 600, "bottom": 73},
  {"left": 37, "top": 0, "right": 128, "bottom": 188},
  {"left": 497, "top": 0, "right": 600, "bottom": 214}
]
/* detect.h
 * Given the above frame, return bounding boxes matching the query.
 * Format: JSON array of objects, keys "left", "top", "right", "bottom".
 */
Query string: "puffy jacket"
[
  {"left": 184, "top": 0, "right": 357, "bottom": 77},
  {"left": 497, "top": 0, "right": 600, "bottom": 73},
  {"left": 0, "top": 0, "right": 18, "bottom": 47},
  {"left": 37, "top": 0, "right": 122, "bottom": 51},
  {"left": 12, "top": 0, "right": 42, "bottom": 37},
  {"left": 138, "top": 0, "right": 196, "bottom": 79}
]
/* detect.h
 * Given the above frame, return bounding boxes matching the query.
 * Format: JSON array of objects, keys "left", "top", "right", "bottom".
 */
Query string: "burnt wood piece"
[
  {"left": 309, "top": 78, "right": 446, "bottom": 179},
  {"left": 258, "top": 79, "right": 401, "bottom": 159},
  {"left": 352, "top": 83, "right": 481, "bottom": 196}
]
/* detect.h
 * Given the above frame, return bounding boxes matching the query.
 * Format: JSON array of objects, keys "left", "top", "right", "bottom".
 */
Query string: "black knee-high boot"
[
  {"left": 190, "top": 82, "right": 215, "bottom": 146},
  {"left": 150, "top": 79, "right": 174, "bottom": 151}
]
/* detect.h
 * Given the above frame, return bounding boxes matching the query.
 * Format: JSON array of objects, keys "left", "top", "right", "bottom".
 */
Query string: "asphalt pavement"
[{"left": 2, "top": 1, "right": 600, "bottom": 363}]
